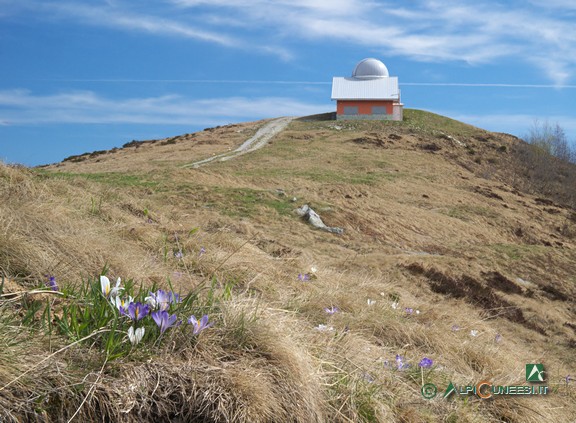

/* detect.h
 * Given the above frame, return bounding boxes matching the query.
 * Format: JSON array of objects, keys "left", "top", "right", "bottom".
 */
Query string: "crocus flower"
[
  {"left": 298, "top": 273, "right": 311, "bottom": 282},
  {"left": 121, "top": 301, "right": 150, "bottom": 321},
  {"left": 315, "top": 324, "right": 334, "bottom": 332},
  {"left": 188, "top": 314, "right": 213, "bottom": 335},
  {"left": 494, "top": 333, "right": 503, "bottom": 343},
  {"left": 45, "top": 275, "right": 58, "bottom": 291},
  {"left": 127, "top": 326, "right": 145, "bottom": 345},
  {"left": 451, "top": 324, "right": 460, "bottom": 332},
  {"left": 419, "top": 357, "right": 433, "bottom": 368},
  {"left": 100, "top": 275, "right": 122, "bottom": 298},
  {"left": 396, "top": 354, "right": 409, "bottom": 370},
  {"left": 152, "top": 310, "right": 181, "bottom": 334},
  {"left": 145, "top": 289, "right": 171, "bottom": 311},
  {"left": 174, "top": 251, "right": 183, "bottom": 259},
  {"left": 363, "top": 373, "right": 375, "bottom": 383},
  {"left": 391, "top": 301, "right": 399, "bottom": 309},
  {"left": 310, "top": 266, "right": 318, "bottom": 274},
  {"left": 324, "top": 306, "right": 339, "bottom": 315},
  {"left": 169, "top": 292, "right": 182, "bottom": 305},
  {"left": 367, "top": 299, "right": 376, "bottom": 306},
  {"left": 566, "top": 375, "right": 573, "bottom": 384},
  {"left": 404, "top": 307, "right": 414, "bottom": 314},
  {"left": 470, "top": 330, "right": 479, "bottom": 337},
  {"left": 199, "top": 247, "right": 206, "bottom": 257},
  {"left": 112, "top": 295, "right": 134, "bottom": 311}
]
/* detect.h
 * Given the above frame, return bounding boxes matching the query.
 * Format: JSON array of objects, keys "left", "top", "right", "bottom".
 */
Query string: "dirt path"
[{"left": 182, "top": 116, "right": 295, "bottom": 168}]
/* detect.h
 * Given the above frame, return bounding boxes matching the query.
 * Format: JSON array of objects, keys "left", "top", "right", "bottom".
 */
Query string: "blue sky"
[{"left": 1, "top": 0, "right": 576, "bottom": 166}]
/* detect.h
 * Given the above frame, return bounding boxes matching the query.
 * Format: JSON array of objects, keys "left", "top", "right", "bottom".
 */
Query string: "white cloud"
[
  {"left": 0, "top": 89, "right": 330, "bottom": 125},
  {"left": 4, "top": 0, "right": 576, "bottom": 83}
]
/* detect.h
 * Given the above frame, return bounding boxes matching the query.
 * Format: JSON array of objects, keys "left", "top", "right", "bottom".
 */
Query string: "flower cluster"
[
  {"left": 99, "top": 276, "right": 213, "bottom": 346},
  {"left": 383, "top": 355, "right": 434, "bottom": 371}
]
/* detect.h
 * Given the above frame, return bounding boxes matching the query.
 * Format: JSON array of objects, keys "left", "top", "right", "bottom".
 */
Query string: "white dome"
[{"left": 352, "top": 58, "right": 389, "bottom": 79}]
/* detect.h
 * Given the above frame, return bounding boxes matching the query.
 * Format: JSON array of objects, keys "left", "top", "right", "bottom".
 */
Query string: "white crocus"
[
  {"left": 100, "top": 275, "right": 123, "bottom": 298},
  {"left": 111, "top": 295, "right": 134, "bottom": 311},
  {"left": 127, "top": 326, "right": 145, "bottom": 345}
]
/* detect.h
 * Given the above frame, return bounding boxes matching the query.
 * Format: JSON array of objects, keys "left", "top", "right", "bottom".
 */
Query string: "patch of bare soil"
[{"left": 404, "top": 263, "right": 546, "bottom": 334}]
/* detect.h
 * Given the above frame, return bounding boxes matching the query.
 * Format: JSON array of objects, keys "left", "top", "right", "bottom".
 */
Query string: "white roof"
[{"left": 331, "top": 76, "right": 400, "bottom": 100}]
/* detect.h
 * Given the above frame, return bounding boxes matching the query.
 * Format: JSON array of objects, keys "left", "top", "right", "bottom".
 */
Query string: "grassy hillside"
[{"left": 1, "top": 109, "right": 575, "bottom": 422}]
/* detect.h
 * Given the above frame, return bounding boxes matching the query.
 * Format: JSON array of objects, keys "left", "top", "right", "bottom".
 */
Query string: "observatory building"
[{"left": 331, "top": 58, "right": 403, "bottom": 121}]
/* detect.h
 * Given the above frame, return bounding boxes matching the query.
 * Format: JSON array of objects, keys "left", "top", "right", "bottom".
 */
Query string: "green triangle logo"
[
  {"left": 444, "top": 381, "right": 456, "bottom": 398},
  {"left": 526, "top": 364, "right": 545, "bottom": 382}
]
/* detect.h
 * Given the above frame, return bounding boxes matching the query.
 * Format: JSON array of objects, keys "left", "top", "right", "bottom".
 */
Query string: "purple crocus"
[
  {"left": 45, "top": 275, "right": 58, "bottom": 291},
  {"left": 174, "top": 250, "right": 183, "bottom": 259},
  {"left": 324, "top": 306, "right": 339, "bottom": 315},
  {"left": 152, "top": 310, "right": 181, "bottom": 334},
  {"left": 145, "top": 289, "right": 172, "bottom": 311},
  {"left": 419, "top": 357, "right": 433, "bottom": 368},
  {"left": 169, "top": 292, "right": 182, "bottom": 305},
  {"left": 188, "top": 314, "right": 214, "bottom": 335},
  {"left": 404, "top": 307, "right": 414, "bottom": 315},
  {"left": 396, "top": 354, "right": 409, "bottom": 370},
  {"left": 121, "top": 302, "right": 150, "bottom": 321},
  {"left": 298, "top": 273, "right": 311, "bottom": 282},
  {"left": 199, "top": 247, "right": 206, "bottom": 257}
]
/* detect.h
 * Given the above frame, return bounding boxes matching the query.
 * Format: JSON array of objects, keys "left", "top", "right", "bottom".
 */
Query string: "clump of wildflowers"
[{"left": 395, "top": 354, "right": 410, "bottom": 370}]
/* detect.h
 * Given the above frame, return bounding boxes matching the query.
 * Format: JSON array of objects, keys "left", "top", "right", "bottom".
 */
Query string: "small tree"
[{"left": 525, "top": 120, "right": 574, "bottom": 163}]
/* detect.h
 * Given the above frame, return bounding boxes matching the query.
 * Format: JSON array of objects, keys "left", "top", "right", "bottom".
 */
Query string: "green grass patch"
[
  {"left": 36, "top": 170, "right": 159, "bottom": 189},
  {"left": 205, "top": 187, "right": 295, "bottom": 218},
  {"left": 489, "top": 243, "right": 545, "bottom": 260},
  {"left": 443, "top": 205, "right": 500, "bottom": 221}
]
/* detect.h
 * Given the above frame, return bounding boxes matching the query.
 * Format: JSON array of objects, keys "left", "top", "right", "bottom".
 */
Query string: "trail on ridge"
[{"left": 182, "top": 116, "right": 295, "bottom": 168}]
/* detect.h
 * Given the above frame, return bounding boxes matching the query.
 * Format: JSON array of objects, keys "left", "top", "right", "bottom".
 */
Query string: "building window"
[
  {"left": 372, "top": 106, "right": 387, "bottom": 115},
  {"left": 343, "top": 106, "right": 358, "bottom": 115}
]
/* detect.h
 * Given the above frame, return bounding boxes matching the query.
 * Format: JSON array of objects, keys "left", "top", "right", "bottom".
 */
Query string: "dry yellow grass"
[{"left": 1, "top": 109, "right": 575, "bottom": 422}]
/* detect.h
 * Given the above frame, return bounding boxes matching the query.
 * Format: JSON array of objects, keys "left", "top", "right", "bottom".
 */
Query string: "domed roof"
[{"left": 352, "top": 58, "right": 389, "bottom": 79}]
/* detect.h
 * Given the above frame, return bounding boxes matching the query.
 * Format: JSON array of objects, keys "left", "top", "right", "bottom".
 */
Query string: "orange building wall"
[{"left": 336, "top": 100, "right": 393, "bottom": 115}]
